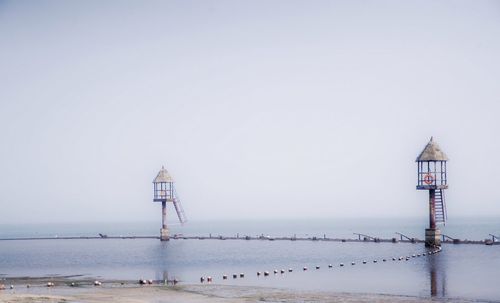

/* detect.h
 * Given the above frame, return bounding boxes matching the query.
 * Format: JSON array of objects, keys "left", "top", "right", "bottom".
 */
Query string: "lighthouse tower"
[
  {"left": 153, "top": 166, "right": 187, "bottom": 241},
  {"left": 416, "top": 137, "right": 449, "bottom": 247}
]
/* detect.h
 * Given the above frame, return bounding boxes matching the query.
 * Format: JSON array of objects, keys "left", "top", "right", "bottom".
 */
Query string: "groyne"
[{"left": 0, "top": 234, "right": 498, "bottom": 245}]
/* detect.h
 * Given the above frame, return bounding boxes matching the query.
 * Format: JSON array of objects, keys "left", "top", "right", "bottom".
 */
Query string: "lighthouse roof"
[
  {"left": 153, "top": 166, "right": 174, "bottom": 183},
  {"left": 416, "top": 137, "right": 449, "bottom": 162}
]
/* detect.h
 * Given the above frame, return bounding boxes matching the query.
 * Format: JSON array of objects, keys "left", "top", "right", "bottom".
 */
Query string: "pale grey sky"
[{"left": 1, "top": 0, "right": 499, "bottom": 224}]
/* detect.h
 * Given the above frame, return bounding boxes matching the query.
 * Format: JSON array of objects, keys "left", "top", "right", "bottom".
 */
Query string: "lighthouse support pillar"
[
  {"left": 160, "top": 201, "right": 169, "bottom": 241},
  {"left": 425, "top": 189, "right": 441, "bottom": 247}
]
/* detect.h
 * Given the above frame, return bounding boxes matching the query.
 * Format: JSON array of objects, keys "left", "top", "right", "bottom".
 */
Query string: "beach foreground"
[{"left": 0, "top": 280, "right": 483, "bottom": 303}]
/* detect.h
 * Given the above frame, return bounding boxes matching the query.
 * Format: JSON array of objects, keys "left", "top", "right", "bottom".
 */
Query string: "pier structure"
[
  {"left": 416, "top": 137, "right": 449, "bottom": 247},
  {"left": 153, "top": 166, "right": 187, "bottom": 241}
]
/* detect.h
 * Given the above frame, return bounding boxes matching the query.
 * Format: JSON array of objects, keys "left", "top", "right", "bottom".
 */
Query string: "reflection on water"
[{"left": 427, "top": 250, "right": 446, "bottom": 297}]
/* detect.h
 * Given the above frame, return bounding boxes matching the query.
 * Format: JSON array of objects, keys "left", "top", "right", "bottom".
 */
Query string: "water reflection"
[{"left": 427, "top": 250, "right": 446, "bottom": 297}]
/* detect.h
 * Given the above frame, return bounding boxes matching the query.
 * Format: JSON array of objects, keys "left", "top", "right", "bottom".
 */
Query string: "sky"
[{"left": 0, "top": 0, "right": 500, "bottom": 224}]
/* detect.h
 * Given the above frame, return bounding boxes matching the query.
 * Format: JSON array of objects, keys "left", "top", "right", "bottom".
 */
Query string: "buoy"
[
  {"left": 239, "top": 273, "right": 244, "bottom": 278},
  {"left": 303, "top": 267, "right": 308, "bottom": 271}
]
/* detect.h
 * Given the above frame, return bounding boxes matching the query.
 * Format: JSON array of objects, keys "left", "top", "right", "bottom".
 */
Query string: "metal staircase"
[
  {"left": 173, "top": 187, "right": 187, "bottom": 224},
  {"left": 435, "top": 189, "right": 447, "bottom": 225}
]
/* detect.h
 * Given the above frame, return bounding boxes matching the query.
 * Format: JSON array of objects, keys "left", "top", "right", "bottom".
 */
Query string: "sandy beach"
[{"left": 0, "top": 278, "right": 487, "bottom": 303}]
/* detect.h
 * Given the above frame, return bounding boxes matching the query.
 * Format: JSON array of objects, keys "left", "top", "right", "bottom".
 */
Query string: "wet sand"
[{"left": 0, "top": 278, "right": 487, "bottom": 303}]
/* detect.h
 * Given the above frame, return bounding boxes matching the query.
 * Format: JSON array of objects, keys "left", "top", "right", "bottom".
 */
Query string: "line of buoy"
[
  {"left": 201, "top": 248, "right": 443, "bottom": 284},
  {"left": 2, "top": 276, "right": 181, "bottom": 289}
]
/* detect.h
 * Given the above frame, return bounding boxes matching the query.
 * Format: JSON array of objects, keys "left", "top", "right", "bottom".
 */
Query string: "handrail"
[
  {"left": 395, "top": 232, "right": 413, "bottom": 241},
  {"left": 442, "top": 234, "right": 456, "bottom": 241},
  {"left": 353, "top": 233, "right": 376, "bottom": 241}
]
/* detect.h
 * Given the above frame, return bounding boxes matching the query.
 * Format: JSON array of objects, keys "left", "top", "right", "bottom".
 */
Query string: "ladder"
[
  {"left": 173, "top": 187, "right": 187, "bottom": 224},
  {"left": 435, "top": 189, "right": 447, "bottom": 225}
]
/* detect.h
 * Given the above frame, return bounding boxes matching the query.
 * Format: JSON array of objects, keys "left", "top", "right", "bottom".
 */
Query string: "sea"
[{"left": 1, "top": 217, "right": 499, "bottom": 301}]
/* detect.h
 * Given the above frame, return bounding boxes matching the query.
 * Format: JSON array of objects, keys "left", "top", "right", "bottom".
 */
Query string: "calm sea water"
[{"left": 0, "top": 218, "right": 499, "bottom": 301}]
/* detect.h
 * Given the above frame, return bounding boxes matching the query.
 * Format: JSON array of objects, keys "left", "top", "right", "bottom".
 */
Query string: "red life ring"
[{"left": 423, "top": 174, "right": 434, "bottom": 185}]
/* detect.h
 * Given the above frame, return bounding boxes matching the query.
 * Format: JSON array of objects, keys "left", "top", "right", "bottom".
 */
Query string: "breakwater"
[{"left": 0, "top": 234, "right": 498, "bottom": 245}]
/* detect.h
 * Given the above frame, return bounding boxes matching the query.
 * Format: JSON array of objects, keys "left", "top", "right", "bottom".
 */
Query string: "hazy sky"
[{"left": 1, "top": 0, "right": 499, "bottom": 224}]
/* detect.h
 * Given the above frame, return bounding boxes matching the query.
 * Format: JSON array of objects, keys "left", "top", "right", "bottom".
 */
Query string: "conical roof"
[
  {"left": 416, "top": 137, "right": 449, "bottom": 162},
  {"left": 153, "top": 166, "right": 174, "bottom": 183}
]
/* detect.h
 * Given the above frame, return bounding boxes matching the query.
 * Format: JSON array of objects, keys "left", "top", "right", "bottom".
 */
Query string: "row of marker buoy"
[
  {"left": 0, "top": 276, "right": 174, "bottom": 290},
  {"left": 200, "top": 247, "right": 442, "bottom": 284}
]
